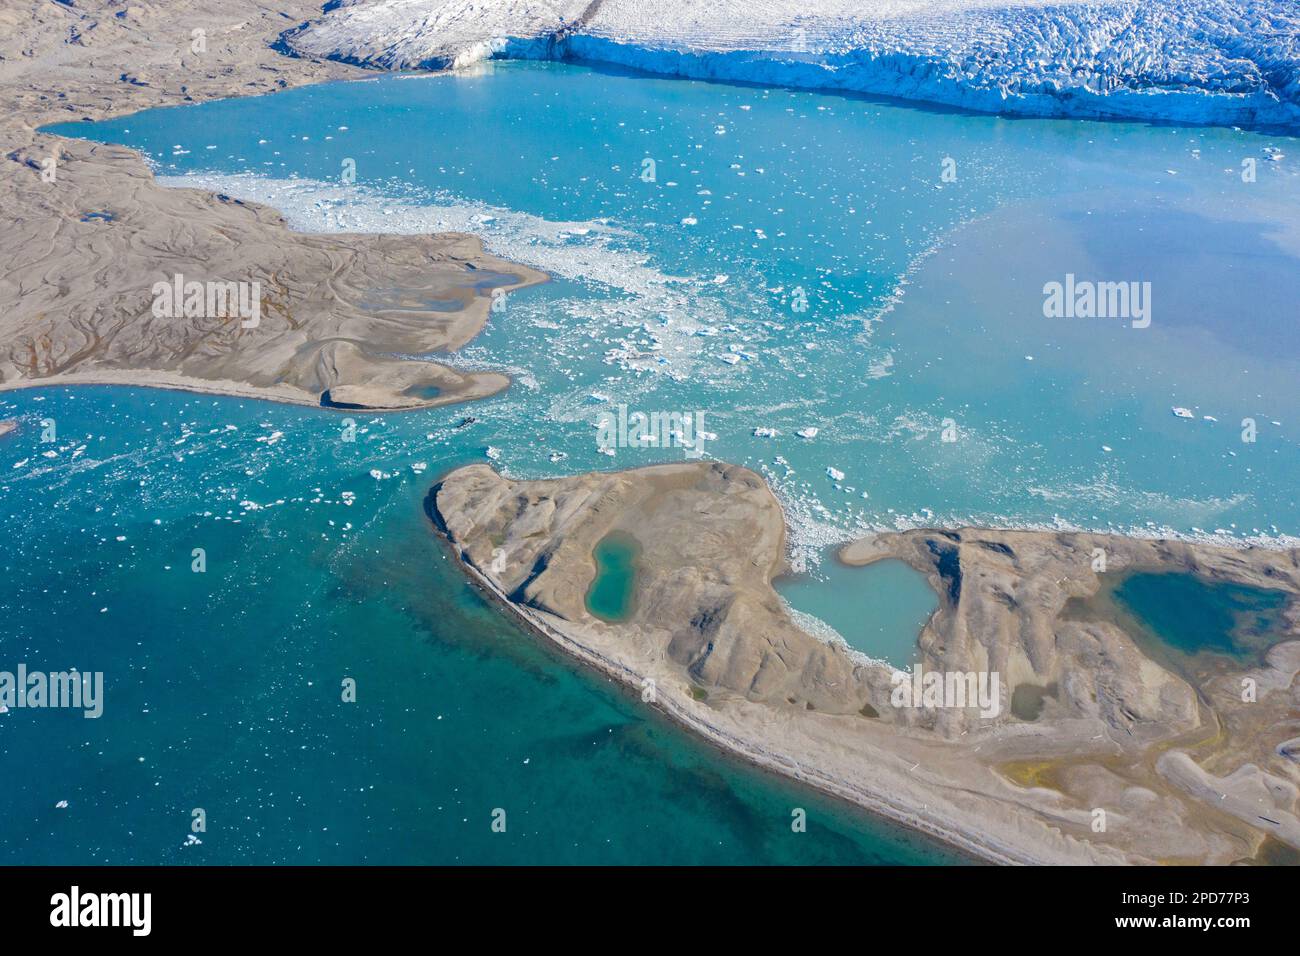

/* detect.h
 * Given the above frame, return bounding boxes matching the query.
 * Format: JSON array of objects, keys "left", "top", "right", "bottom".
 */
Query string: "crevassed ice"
[{"left": 286, "top": 0, "right": 1300, "bottom": 128}]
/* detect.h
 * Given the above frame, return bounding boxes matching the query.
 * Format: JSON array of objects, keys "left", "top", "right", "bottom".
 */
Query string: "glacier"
[{"left": 282, "top": 0, "right": 1300, "bottom": 129}]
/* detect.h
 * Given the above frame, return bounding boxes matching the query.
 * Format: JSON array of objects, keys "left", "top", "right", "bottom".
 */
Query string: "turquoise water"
[
  {"left": 586, "top": 532, "right": 640, "bottom": 622},
  {"left": 15, "top": 60, "right": 1300, "bottom": 863},
  {"left": 776, "top": 557, "right": 936, "bottom": 667},
  {"left": 0, "top": 387, "right": 959, "bottom": 864},
  {"left": 1111, "top": 572, "right": 1290, "bottom": 663},
  {"left": 46, "top": 61, "right": 1300, "bottom": 562}
]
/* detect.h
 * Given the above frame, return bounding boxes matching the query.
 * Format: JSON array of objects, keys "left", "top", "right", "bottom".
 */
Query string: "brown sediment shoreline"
[
  {"left": 0, "top": 1, "right": 545, "bottom": 413},
  {"left": 432, "top": 461, "right": 1300, "bottom": 865}
]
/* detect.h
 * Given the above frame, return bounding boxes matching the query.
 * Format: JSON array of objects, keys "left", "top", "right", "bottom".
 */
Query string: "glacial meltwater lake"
[
  {"left": 586, "top": 532, "right": 641, "bottom": 622},
  {"left": 7, "top": 60, "right": 1298, "bottom": 863},
  {"left": 1072, "top": 570, "right": 1293, "bottom": 678},
  {"left": 776, "top": 556, "right": 937, "bottom": 668}
]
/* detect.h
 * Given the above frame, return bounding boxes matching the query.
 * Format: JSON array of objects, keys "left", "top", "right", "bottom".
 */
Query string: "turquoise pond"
[
  {"left": 585, "top": 533, "right": 640, "bottom": 622},
  {"left": 1109, "top": 572, "right": 1291, "bottom": 665},
  {"left": 8, "top": 60, "right": 1300, "bottom": 863},
  {"left": 775, "top": 557, "right": 936, "bottom": 668}
]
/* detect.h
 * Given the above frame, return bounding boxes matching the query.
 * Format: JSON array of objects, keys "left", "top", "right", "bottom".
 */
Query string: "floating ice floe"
[
  {"left": 485, "top": 446, "right": 502, "bottom": 460},
  {"left": 369, "top": 469, "right": 391, "bottom": 480},
  {"left": 1171, "top": 407, "right": 1195, "bottom": 419},
  {"left": 411, "top": 462, "right": 428, "bottom": 474},
  {"left": 753, "top": 427, "right": 778, "bottom": 438},
  {"left": 796, "top": 427, "right": 819, "bottom": 439},
  {"left": 55, "top": 800, "right": 68, "bottom": 809},
  {"left": 826, "top": 467, "right": 845, "bottom": 481}
]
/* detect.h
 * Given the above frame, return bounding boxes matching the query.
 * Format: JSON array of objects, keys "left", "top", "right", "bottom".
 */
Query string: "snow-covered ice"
[{"left": 286, "top": 0, "right": 1300, "bottom": 128}]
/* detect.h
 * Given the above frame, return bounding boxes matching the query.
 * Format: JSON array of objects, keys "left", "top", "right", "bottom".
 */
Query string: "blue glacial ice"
[{"left": 284, "top": 0, "right": 1300, "bottom": 129}]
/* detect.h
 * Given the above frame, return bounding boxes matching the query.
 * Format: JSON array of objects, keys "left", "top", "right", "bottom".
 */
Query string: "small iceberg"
[
  {"left": 796, "top": 427, "right": 819, "bottom": 439},
  {"left": 1171, "top": 407, "right": 1194, "bottom": 419},
  {"left": 753, "top": 427, "right": 778, "bottom": 438},
  {"left": 826, "top": 467, "right": 845, "bottom": 481}
]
